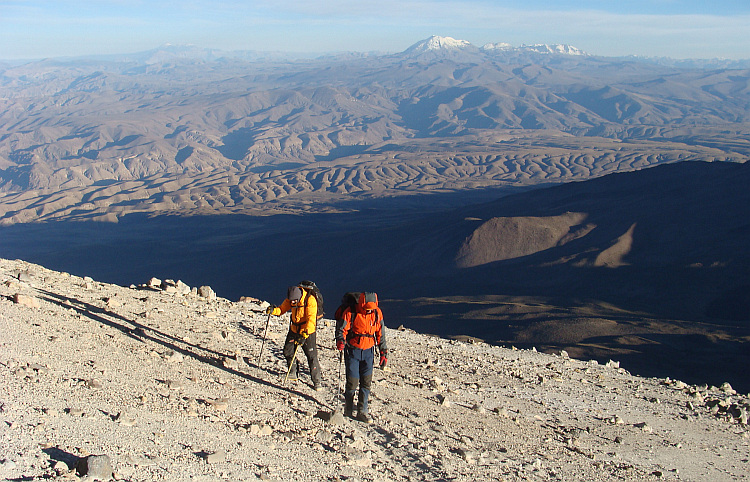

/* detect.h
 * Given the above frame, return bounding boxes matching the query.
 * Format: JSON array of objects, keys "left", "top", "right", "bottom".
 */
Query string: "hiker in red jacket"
[{"left": 335, "top": 292, "right": 388, "bottom": 423}]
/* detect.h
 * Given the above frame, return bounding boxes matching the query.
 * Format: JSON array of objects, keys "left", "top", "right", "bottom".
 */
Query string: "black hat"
[{"left": 287, "top": 286, "right": 303, "bottom": 301}]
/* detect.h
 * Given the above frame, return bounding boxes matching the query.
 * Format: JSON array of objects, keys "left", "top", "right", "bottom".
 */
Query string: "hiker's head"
[
  {"left": 359, "top": 292, "right": 378, "bottom": 311},
  {"left": 287, "top": 286, "right": 303, "bottom": 303}
]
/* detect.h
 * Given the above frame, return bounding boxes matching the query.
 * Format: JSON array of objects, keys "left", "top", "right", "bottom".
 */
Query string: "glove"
[
  {"left": 379, "top": 350, "right": 388, "bottom": 368},
  {"left": 294, "top": 333, "right": 308, "bottom": 345},
  {"left": 265, "top": 305, "right": 276, "bottom": 315},
  {"left": 336, "top": 340, "right": 345, "bottom": 351}
]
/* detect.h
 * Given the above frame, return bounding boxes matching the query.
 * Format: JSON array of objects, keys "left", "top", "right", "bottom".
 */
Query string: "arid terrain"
[
  {"left": 2, "top": 258, "right": 749, "bottom": 481},
  {"left": 2, "top": 39, "right": 749, "bottom": 224},
  {"left": 1, "top": 38, "right": 749, "bottom": 402}
]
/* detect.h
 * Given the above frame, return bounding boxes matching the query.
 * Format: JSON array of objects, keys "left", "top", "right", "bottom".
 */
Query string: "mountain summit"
[
  {"left": 402, "top": 36, "right": 587, "bottom": 59},
  {"left": 404, "top": 35, "right": 474, "bottom": 53}
]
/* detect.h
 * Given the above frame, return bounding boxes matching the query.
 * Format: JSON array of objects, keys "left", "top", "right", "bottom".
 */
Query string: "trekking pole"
[
  {"left": 283, "top": 342, "right": 301, "bottom": 383},
  {"left": 257, "top": 312, "right": 272, "bottom": 366},
  {"left": 338, "top": 350, "right": 343, "bottom": 398}
]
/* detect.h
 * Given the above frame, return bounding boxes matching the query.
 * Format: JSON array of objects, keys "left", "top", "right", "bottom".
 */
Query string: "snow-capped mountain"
[
  {"left": 403, "top": 36, "right": 587, "bottom": 58},
  {"left": 517, "top": 43, "right": 587, "bottom": 56},
  {"left": 481, "top": 42, "right": 513, "bottom": 51},
  {"left": 480, "top": 41, "right": 587, "bottom": 56},
  {"left": 403, "top": 35, "right": 475, "bottom": 53}
]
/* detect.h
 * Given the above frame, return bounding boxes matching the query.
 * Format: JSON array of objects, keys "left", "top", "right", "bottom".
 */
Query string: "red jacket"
[{"left": 337, "top": 292, "right": 387, "bottom": 351}]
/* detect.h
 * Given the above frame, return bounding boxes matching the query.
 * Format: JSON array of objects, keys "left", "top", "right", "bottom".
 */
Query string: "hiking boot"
[
  {"left": 356, "top": 411, "right": 372, "bottom": 424},
  {"left": 344, "top": 396, "right": 354, "bottom": 418},
  {"left": 313, "top": 384, "right": 323, "bottom": 392}
]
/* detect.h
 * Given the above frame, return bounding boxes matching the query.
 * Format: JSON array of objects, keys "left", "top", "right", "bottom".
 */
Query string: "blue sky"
[{"left": 2, "top": 0, "right": 749, "bottom": 60}]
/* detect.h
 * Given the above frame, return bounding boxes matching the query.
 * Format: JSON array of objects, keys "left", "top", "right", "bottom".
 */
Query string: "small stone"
[
  {"left": 494, "top": 407, "right": 510, "bottom": 418},
  {"left": 13, "top": 293, "right": 40, "bottom": 308},
  {"left": 165, "top": 350, "right": 183, "bottom": 363},
  {"left": 205, "top": 450, "right": 226, "bottom": 464},
  {"left": 457, "top": 447, "right": 477, "bottom": 464},
  {"left": 634, "top": 422, "right": 653, "bottom": 433},
  {"left": 207, "top": 398, "right": 229, "bottom": 411},
  {"left": 614, "top": 436, "right": 623, "bottom": 444},
  {"left": 53, "top": 460, "right": 69, "bottom": 473},
  {"left": 316, "top": 430, "right": 334, "bottom": 444},
  {"left": 166, "top": 379, "right": 183, "bottom": 390},
  {"left": 175, "top": 280, "right": 191, "bottom": 295},
  {"left": 198, "top": 286, "right": 216, "bottom": 300},
  {"left": 86, "top": 379, "right": 102, "bottom": 389},
  {"left": 44, "top": 408, "right": 59, "bottom": 417},
  {"left": 67, "top": 408, "right": 85, "bottom": 417},
  {"left": 720, "top": 382, "right": 737, "bottom": 395},
  {"left": 76, "top": 454, "right": 113, "bottom": 480},
  {"left": 327, "top": 410, "right": 345, "bottom": 426},
  {"left": 115, "top": 412, "right": 136, "bottom": 427}
]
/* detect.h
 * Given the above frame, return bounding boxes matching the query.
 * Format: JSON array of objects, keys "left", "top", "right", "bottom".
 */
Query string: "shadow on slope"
[{"left": 1, "top": 161, "right": 749, "bottom": 390}]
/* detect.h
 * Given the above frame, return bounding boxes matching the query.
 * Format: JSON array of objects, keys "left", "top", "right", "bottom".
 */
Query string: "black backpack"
[
  {"left": 334, "top": 292, "right": 361, "bottom": 322},
  {"left": 298, "top": 280, "right": 324, "bottom": 320}
]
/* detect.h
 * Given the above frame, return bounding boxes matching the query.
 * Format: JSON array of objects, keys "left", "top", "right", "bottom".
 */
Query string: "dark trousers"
[
  {"left": 344, "top": 346, "right": 374, "bottom": 413},
  {"left": 283, "top": 331, "right": 321, "bottom": 386}
]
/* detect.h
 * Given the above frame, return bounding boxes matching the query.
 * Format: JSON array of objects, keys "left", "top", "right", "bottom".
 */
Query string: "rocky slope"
[{"left": 1, "top": 257, "right": 748, "bottom": 481}]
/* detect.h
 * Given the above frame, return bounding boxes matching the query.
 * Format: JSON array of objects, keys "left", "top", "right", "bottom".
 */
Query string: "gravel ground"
[{"left": 1, "top": 257, "right": 748, "bottom": 481}]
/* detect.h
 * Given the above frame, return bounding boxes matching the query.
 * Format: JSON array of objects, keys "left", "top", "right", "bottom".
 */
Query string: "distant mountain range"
[
  {"left": 1, "top": 36, "right": 748, "bottom": 224},
  {"left": 3, "top": 35, "right": 742, "bottom": 67}
]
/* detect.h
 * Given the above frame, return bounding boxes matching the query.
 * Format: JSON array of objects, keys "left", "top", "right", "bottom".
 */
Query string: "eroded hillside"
[{"left": 1, "top": 46, "right": 749, "bottom": 223}]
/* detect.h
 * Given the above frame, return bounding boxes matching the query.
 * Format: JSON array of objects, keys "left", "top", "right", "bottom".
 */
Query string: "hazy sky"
[{"left": 2, "top": 0, "right": 749, "bottom": 60}]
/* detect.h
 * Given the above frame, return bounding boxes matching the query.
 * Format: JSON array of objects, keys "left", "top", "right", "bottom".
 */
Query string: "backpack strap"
[{"left": 345, "top": 309, "right": 380, "bottom": 342}]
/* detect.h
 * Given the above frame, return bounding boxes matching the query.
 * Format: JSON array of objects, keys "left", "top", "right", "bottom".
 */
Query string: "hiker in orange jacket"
[
  {"left": 266, "top": 285, "right": 322, "bottom": 390},
  {"left": 335, "top": 292, "right": 388, "bottom": 423}
]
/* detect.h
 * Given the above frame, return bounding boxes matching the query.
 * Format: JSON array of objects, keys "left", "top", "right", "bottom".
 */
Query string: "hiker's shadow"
[{"left": 36, "top": 288, "right": 325, "bottom": 407}]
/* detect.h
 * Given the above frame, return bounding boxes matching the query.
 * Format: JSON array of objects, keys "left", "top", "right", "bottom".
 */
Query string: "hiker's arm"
[
  {"left": 272, "top": 298, "right": 291, "bottom": 316},
  {"left": 377, "top": 310, "right": 388, "bottom": 353},
  {"left": 336, "top": 310, "right": 351, "bottom": 343}
]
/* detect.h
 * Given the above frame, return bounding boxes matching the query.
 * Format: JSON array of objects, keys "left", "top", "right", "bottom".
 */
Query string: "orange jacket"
[
  {"left": 338, "top": 292, "right": 387, "bottom": 351},
  {"left": 272, "top": 287, "right": 318, "bottom": 337}
]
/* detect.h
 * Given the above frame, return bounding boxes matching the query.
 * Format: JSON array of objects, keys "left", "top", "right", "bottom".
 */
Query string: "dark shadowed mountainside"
[{"left": 2, "top": 161, "right": 749, "bottom": 391}]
